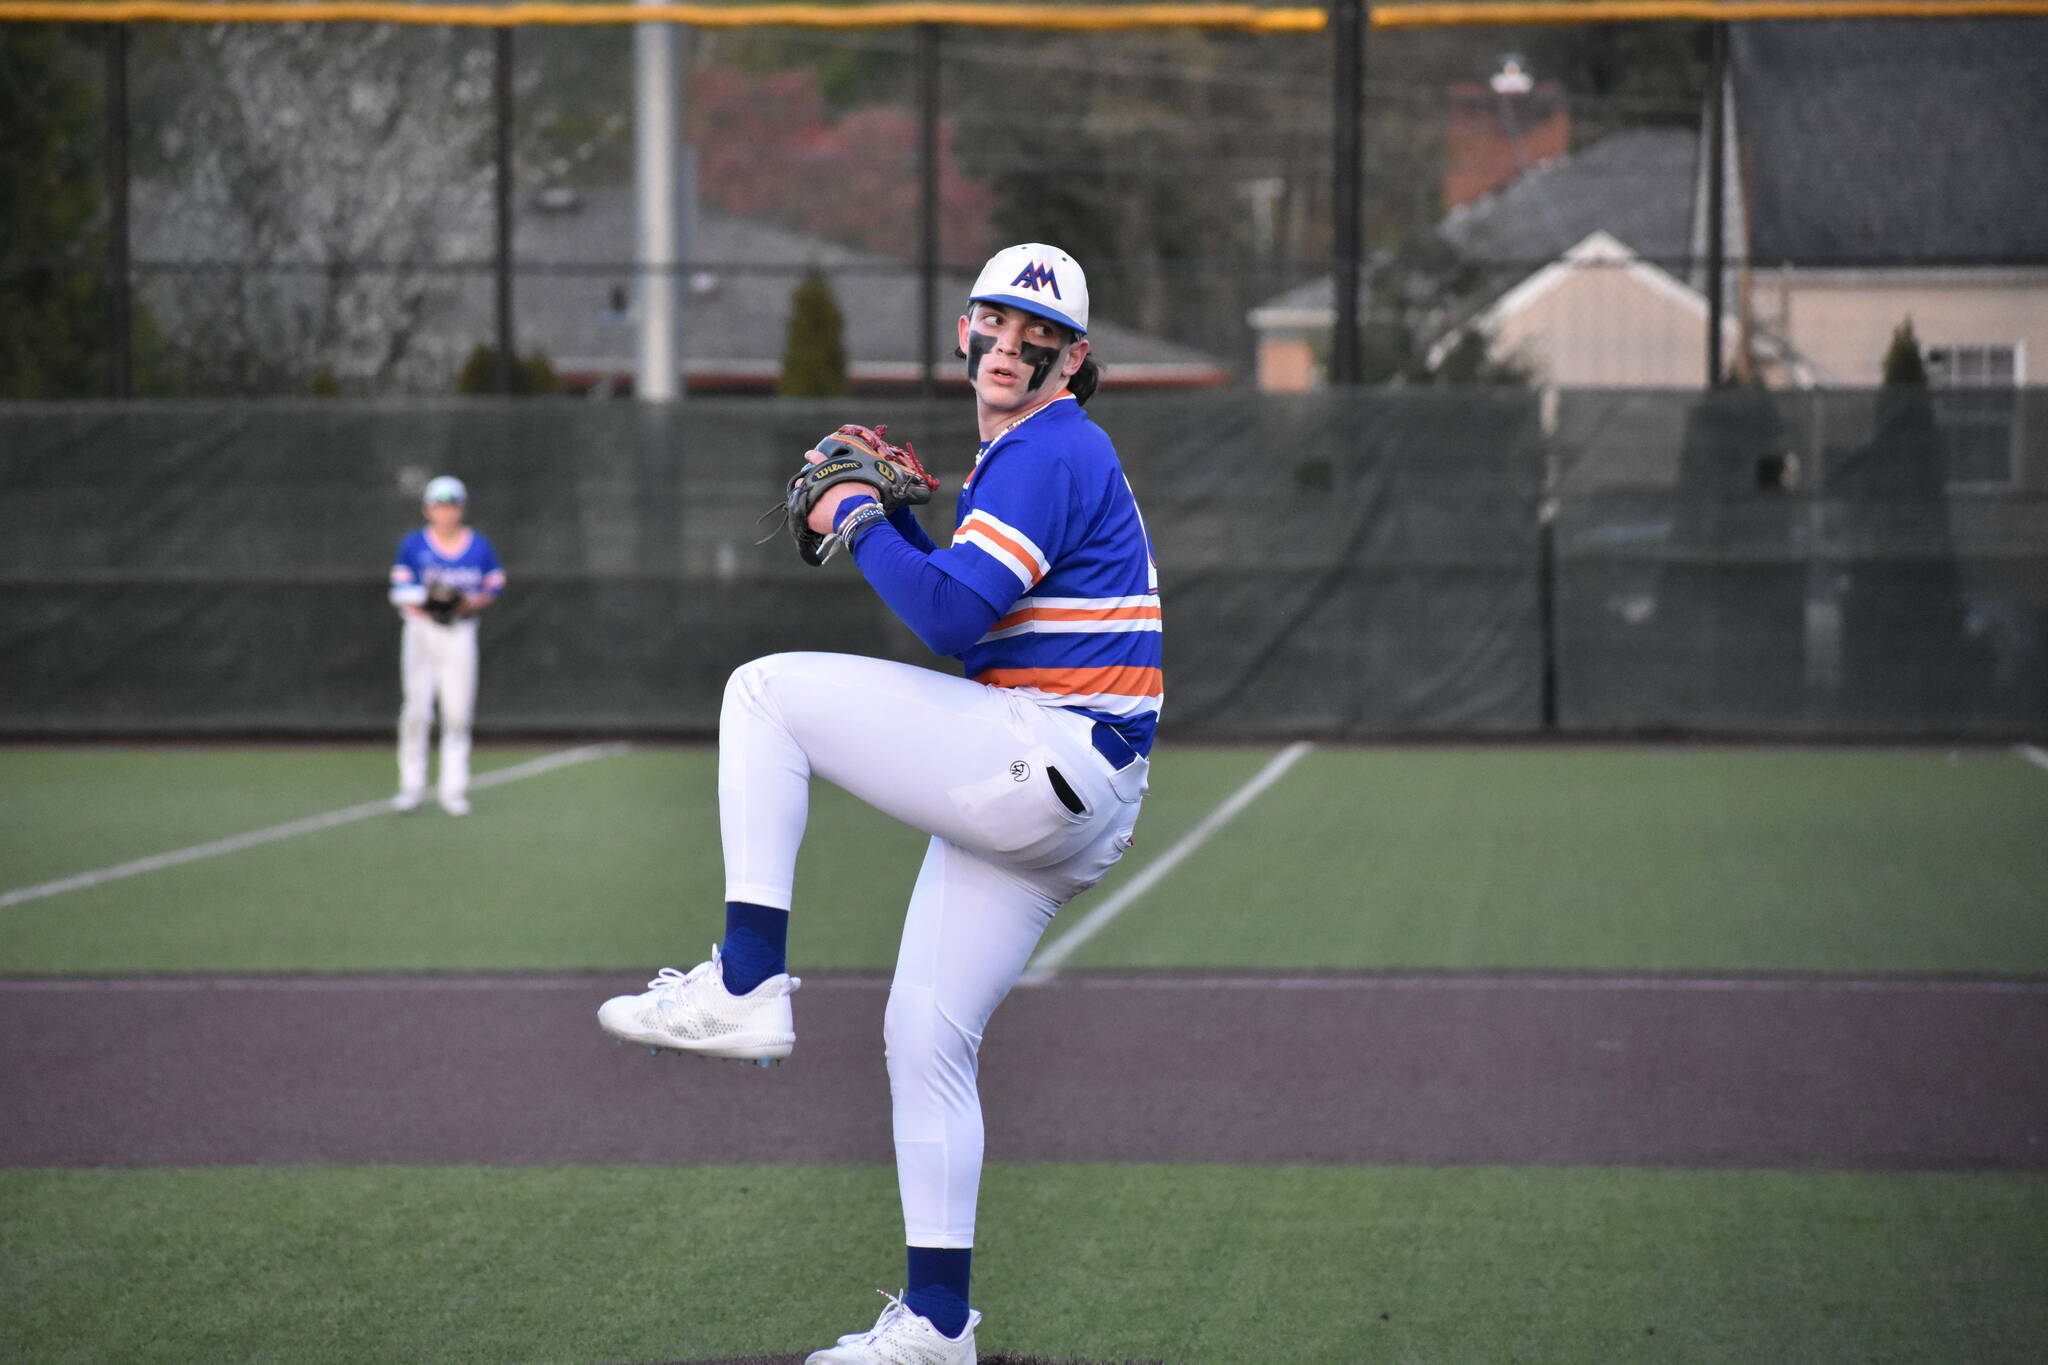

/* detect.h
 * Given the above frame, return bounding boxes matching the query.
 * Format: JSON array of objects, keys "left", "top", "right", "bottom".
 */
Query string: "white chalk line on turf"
[
  {"left": 0, "top": 742, "right": 632, "bottom": 911},
  {"left": 2018, "top": 743, "right": 2048, "bottom": 774},
  {"left": 4, "top": 971, "right": 2042, "bottom": 996},
  {"left": 1019, "top": 739, "right": 1316, "bottom": 985}
]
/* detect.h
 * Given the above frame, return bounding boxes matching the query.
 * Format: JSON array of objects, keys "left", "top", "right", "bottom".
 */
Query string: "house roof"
[
  {"left": 1247, "top": 126, "right": 1700, "bottom": 330},
  {"left": 1436, "top": 125, "right": 1700, "bottom": 271},
  {"left": 1731, "top": 18, "right": 2048, "bottom": 264},
  {"left": 510, "top": 185, "right": 1230, "bottom": 389},
  {"left": 1425, "top": 230, "right": 1757, "bottom": 375},
  {"left": 130, "top": 176, "right": 1228, "bottom": 392},
  {"left": 1245, "top": 271, "right": 1358, "bottom": 329}
]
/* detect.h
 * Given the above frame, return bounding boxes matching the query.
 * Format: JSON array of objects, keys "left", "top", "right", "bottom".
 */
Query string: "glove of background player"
[
  {"left": 779, "top": 423, "right": 938, "bottom": 567},
  {"left": 423, "top": 583, "right": 464, "bottom": 624}
]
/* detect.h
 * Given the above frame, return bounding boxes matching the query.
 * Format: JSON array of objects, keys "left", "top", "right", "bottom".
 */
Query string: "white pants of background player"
[
  {"left": 397, "top": 616, "right": 478, "bottom": 804},
  {"left": 722, "top": 650, "right": 1148, "bottom": 1247}
]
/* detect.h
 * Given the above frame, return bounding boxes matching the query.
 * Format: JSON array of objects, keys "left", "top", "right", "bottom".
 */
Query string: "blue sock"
[
  {"left": 718, "top": 901, "right": 788, "bottom": 996},
  {"left": 904, "top": 1245, "right": 972, "bottom": 1340}
]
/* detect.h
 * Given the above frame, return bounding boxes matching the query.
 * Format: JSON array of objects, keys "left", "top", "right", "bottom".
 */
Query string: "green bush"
[
  {"left": 456, "top": 345, "right": 560, "bottom": 396},
  {"left": 1880, "top": 318, "right": 1928, "bottom": 388},
  {"left": 778, "top": 269, "right": 848, "bottom": 397}
]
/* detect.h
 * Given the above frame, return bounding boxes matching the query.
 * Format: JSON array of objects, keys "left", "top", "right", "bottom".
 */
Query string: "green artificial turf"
[
  {"left": 0, "top": 744, "right": 1259, "bottom": 974},
  {"left": 3, "top": 1164, "right": 2042, "bottom": 1365},
  {"left": 1070, "top": 745, "right": 2048, "bottom": 974},
  {"left": 7, "top": 744, "right": 2046, "bottom": 1365},
  {"left": 4, "top": 743, "right": 2046, "bottom": 975}
]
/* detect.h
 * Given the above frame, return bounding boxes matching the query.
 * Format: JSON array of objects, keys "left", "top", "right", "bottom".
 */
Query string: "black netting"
[
  {"left": 3, "top": 389, "right": 2042, "bottom": 738},
  {"left": 1551, "top": 387, "right": 2047, "bottom": 736}
]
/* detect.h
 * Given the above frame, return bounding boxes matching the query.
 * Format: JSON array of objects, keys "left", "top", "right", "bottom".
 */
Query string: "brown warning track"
[{"left": 3, "top": 971, "right": 2045, "bottom": 1170}]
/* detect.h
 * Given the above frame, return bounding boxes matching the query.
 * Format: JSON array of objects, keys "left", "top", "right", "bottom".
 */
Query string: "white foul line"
[
  {"left": 1021, "top": 740, "right": 1315, "bottom": 984},
  {"left": 0, "top": 742, "right": 632, "bottom": 911},
  {"left": 3, "top": 970, "right": 2042, "bottom": 997},
  {"left": 2017, "top": 744, "right": 2048, "bottom": 775}
]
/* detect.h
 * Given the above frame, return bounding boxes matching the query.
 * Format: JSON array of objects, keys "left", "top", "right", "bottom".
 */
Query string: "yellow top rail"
[
  {"left": 0, "top": 0, "right": 2041, "bottom": 28},
  {"left": 1377, "top": 0, "right": 2048, "bottom": 24},
  {"left": 2, "top": 1, "right": 1321, "bottom": 29}
]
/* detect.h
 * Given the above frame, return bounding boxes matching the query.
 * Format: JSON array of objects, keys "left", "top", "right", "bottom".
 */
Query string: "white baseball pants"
[
  {"left": 397, "top": 616, "right": 478, "bottom": 803},
  {"left": 719, "top": 651, "right": 1148, "bottom": 1247}
]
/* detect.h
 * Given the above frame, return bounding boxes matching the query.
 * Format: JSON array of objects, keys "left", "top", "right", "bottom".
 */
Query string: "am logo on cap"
[{"left": 967, "top": 243, "right": 1089, "bottom": 335}]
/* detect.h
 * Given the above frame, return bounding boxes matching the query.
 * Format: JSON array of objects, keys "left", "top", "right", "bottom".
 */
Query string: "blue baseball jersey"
[
  {"left": 935, "top": 395, "right": 1163, "bottom": 754},
  {"left": 391, "top": 528, "right": 505, "bottom": 601}
]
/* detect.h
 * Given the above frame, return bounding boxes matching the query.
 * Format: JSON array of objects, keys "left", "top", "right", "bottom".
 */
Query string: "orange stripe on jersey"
[
  {"left": 973, "top": 664, "right": 1164, "bottom": 699},
  {"left": 989, "top": 603, "right": 1164, "bottom": 632},
  {"left": 960, "top": 517, "right": 1045, "bottom": 583}
]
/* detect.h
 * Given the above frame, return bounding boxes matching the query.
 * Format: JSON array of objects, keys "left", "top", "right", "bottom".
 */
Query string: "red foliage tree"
[{"left": 690, "top": 68, "right": 993, "bottom": 269}]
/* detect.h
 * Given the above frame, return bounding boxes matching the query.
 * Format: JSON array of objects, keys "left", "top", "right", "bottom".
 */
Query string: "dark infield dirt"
[
  {"left": 5, "top": 969, "right": 2044, "bottom": 1170},
  {"left": 6, "top": 969, "right": 2045, "bottom": 1363}
]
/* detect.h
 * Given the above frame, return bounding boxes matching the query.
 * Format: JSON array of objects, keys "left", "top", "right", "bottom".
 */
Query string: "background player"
[
  {"left": 597, "top": 243, "right": 1162, "bottom": 1364},
  {"left": 387, "top": 475, "right": 504, "bottom": 816}
]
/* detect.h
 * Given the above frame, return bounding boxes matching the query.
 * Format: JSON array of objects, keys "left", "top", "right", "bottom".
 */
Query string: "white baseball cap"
[
  {"left": 967, "top": 243, "right": 1088, "bottom": 335},
  {"left": 423, "top": 475, "right": 467, "bottom": 505}
]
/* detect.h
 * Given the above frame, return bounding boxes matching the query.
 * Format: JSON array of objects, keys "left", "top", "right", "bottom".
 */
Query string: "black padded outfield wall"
[
  {"left": 1549, "top": 387, "right": 2046, "bottom": 736},
  {"left": 2, "top": 389, "right": 2042, "bottom": 739}
]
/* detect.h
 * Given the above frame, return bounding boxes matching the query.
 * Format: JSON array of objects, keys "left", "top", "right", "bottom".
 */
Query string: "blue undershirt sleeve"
[
  {"left": 837, "top": 498, "right": 1005, "bottom": 657},
  {"left": 888, "top": 505, "right": 939, "bottom": 554}
]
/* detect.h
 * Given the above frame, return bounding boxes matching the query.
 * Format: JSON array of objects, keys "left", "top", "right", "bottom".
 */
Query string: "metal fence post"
[
  {"left": 493, "top": 25, "right": 515, "bottom": 395},
  {"left": 1331, "top": 0, "right": 1366, "bottom": 387},
  {"left": 1705, "top": 21, "right": 1727, "bottom": 388},
  {"left": 918, "top": 23, "right": 940, "bottom": 401},
  {"left": 103, "top": 23, "right": 131, "bottom": 399}
]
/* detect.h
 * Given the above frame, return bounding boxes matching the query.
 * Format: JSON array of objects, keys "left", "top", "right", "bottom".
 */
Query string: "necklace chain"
[{"left": 977, "top": 390, "right": 1072, "bottom": 458}]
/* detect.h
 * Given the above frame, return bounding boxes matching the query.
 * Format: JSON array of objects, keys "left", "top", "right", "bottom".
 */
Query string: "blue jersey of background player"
[{"left": 392, "top": 521, "right": 504, "bottom": 608}]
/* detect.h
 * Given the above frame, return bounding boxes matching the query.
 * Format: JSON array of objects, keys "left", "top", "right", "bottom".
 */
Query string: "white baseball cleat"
[
  {"left": 438, "top": 793, "right": 471, "bottom": 816},
  {"left": 597, "top": 946, "right": 799, "bottom": 1063},
  {"left": 392, "top": 791, "right": 424, "bottom": 814},
  {"left": 805, "top": 1291, "right": 978, "bottom": 1365}
]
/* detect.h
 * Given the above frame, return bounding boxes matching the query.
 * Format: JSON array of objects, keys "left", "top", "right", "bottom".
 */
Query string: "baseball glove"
[
  {"left": 777, "top": 424, "right": 938, "bottom": 567},
  {"left": 423, "top": 583, "right": 464, "bottom": 624}
]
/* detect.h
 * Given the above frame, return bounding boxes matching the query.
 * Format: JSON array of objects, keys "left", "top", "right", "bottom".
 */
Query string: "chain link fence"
[{"left": 5, "top": 9, "right": 2043, "bottom": 738}]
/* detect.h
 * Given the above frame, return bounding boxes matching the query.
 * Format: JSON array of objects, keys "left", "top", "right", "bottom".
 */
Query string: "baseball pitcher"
[{"left": 599, "top": 244, "right": 1160, "bottom": 1364}]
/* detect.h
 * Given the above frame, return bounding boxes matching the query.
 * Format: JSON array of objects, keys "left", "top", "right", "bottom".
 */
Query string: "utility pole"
[{"left": 633, "top": 0, "right": 681, "bottom": 401}]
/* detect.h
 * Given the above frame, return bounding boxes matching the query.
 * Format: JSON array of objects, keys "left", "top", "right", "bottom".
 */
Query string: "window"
[
  {"left": 1926, "top": 342, "right": 2025, "bottom": 487},
  {"left": 1926, "top": 343, "right": 2017, "bottom": 388}
]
